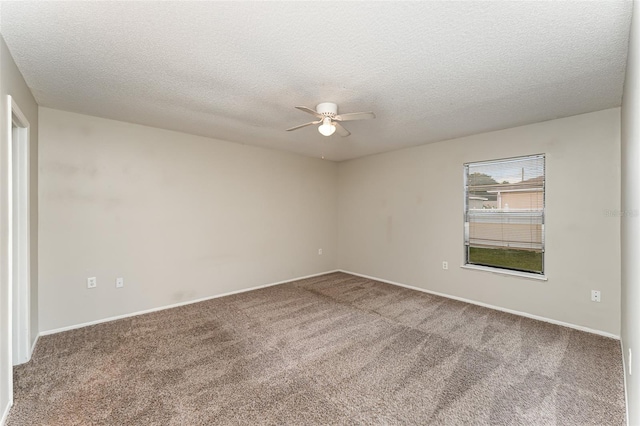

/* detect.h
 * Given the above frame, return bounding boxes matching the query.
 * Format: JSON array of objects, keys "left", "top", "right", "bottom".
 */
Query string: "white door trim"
[{"left": 8, "top": 95, "right": 31, "bottom": 368}]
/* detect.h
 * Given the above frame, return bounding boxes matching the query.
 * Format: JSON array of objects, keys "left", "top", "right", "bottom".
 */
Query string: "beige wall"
[
  {"left": 0, "top": 35, "right": 38, "bottom": 421},
  {"left": 500, "top": 191, "right": 543, "bottom": 210},
  {"left": 621, "top": 1, "right": 639, "bottom": 423},
  {"left": 338, "top": 108, "right": 621, "bottom": 335},
  {"left": 38, "top": 108, "right": 337, "bottom": 332}
]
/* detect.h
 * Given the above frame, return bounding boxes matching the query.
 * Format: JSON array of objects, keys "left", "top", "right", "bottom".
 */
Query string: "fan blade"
[
  {"left": 334, "top": 122, "right": 351, "bottom": 137},
  {"left": 286, "top": 121, "right": 320, "bottom": 131},
  {"left": 334, "top": 112, "right": 376, "bottom": 122},
  {"left": 295, "top": 106, "right": 322, "bottom": 118}
]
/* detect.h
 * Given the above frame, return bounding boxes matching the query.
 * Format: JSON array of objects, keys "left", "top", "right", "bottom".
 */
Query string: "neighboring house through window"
[{"left": 464, "top": 154, "right": 545, "bottom": 275}]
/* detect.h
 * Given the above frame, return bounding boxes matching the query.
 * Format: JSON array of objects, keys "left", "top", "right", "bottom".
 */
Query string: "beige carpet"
[{"left": 8, "top": 272, "right": 625, "bottom": 425}]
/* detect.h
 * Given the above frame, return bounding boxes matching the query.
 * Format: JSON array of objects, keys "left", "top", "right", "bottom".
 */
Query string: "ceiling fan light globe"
[{"left": 318, "top": 118, "right": 336, "bottom": 136}]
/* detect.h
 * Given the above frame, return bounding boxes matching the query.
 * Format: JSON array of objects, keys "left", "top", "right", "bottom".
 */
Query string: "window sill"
[{"left": 460, "top": 264, "right": 548, "bottom": 281}]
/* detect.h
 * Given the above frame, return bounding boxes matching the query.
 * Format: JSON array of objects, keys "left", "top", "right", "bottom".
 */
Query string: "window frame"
[{"left": 463, "top": 154, "right": 546, "bottom": 279}]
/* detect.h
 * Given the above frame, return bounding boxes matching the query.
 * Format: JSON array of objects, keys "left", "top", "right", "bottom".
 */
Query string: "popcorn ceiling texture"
[
  {"left": 6, "top": 273, "right": 625, "bottom": 425},
  {"left": 0, "top": 2, "right": 632, "bottom": 161}
]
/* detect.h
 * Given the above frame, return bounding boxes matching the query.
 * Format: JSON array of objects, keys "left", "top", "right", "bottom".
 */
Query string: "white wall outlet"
[
  {"left": 630, "top": 348, "right": 633, "bottom": 375},
  {"left": 318, "top": 248, "right": 323, "bottom": 255},
  {"left": 591, "top": 290, "right": 601, "bottom": 302},
  {"left": 116, "top": 277, "right": 124, "bottom": 288},
  {"left": 87, "top": 277, "right": 97, "bottom": 289},
  {"left": 442, "top": 261, "right": 448, "bottom": 270}
]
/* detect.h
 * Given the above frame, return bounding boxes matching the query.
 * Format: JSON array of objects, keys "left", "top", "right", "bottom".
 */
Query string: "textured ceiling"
[{"left": 0, "top": 1, "right": 632, "bottom": 161}]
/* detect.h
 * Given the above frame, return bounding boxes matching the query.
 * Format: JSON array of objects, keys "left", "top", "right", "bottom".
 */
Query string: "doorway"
[{"left": 9, "top": 96, "right": 31, "bottom": 366}]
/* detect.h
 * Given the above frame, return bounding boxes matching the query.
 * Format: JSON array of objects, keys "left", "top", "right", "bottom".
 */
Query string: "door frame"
[{"left": 7, "top": 95, "right": 31, "bottom": 368}]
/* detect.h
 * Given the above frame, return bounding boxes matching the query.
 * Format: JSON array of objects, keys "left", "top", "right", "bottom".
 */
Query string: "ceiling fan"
[{"left": 286, "top": 102, "right": 375, "bottom": 137}]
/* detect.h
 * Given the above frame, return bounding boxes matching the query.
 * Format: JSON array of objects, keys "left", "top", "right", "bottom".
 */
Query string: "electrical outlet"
[
  {"left": 87, "top": 277, "right": 97, "bottom": 289},
  {"left": 591, "top": 290, "right": 601, "bottom": 302},
  {"left": 318, "top": 248, "right": 323, "bottom": 255},
  {"left": 630, "top": 348, "right": 633, "bottom": 375},
  {"left": 442, "top": 261, "right": 448, "bottom": 270},
  {"left": 116, "top": 277, "right": 124, "bottom": 288}
]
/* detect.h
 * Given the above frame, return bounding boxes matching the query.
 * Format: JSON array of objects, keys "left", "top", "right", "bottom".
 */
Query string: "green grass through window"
[{"left": 468, "top": 247, "right": 543, "bottom": 273}]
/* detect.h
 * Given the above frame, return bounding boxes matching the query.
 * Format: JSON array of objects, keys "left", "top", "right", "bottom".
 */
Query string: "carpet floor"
[{"left": 7, "top": 272, "right": 625, "bottom": 425}]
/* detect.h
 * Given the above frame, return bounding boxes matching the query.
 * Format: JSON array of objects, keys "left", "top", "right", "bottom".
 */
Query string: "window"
[{"left": 464, "top": 154, "right": 545, "bottom": 275}]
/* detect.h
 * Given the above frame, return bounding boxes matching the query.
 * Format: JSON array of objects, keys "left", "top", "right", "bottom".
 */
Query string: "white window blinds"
[{"left": 464, "top": 154, "right": 545, "bottom": 274}]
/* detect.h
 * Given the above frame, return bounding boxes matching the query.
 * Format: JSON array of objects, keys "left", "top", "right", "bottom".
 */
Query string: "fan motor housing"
[{"left": 316, "top": 102, "right": 338, "bottom": 117}]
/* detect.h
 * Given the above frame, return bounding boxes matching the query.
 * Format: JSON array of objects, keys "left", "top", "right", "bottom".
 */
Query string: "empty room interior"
[{"left": 1, "top": 1, "right": 640, "bottom": 425}]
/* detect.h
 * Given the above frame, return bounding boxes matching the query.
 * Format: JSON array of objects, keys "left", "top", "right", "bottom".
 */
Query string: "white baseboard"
[
  {"left": 339, "top": 269, "right": 620, "bottom": 340},
  {"left": 621, "top": 340, "right": 630, "bottom": 426},
  {"left": 1, "top": 401, "right": 12, "bottom": 426},
  {"left": 40, "top": 270, "right": 340, "bottom": 337}
]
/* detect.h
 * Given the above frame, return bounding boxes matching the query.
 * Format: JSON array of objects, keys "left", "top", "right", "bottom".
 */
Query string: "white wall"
[
  {"left": 622, "top": 1, "right": 640, "bottom": 424},
  {"left": 338, "top": 108, "right": 621, "bottom": 336},
  {"left": 38, "top": 108, "right": 337, "bottom": 332},
  {"left": 0, "top": 35, "right": 38, "bottom": 423}
]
